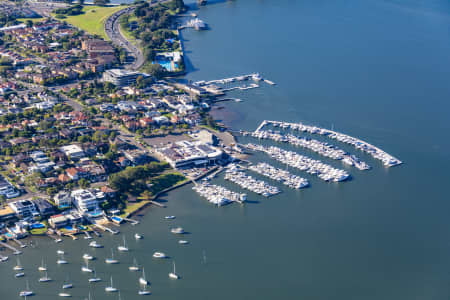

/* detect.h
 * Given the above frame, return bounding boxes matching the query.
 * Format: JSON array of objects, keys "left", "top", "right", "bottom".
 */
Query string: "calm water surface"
[{"left": 2, "top": 0, "right": 450, "bottom": 299}]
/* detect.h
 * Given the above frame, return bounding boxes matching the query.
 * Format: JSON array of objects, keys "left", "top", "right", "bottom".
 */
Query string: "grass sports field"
[{"left": 55, "top": 5, "right": 125, "bottom": 40}]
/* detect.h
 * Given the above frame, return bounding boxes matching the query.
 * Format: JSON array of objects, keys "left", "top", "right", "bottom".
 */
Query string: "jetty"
[
  {"left": 193, "top": 183, "right": 246, "bottom": 206},
  {"left": 123, "top": 218, "right": 139, "bottom": 225},
  {"left": 244, "top": 143, "right": 350, "bottom": 182},
  {"left": 0, "top": 241, "right": 21, "bottom": 255},
  {"left": 224, "top": 164, "right": 281, "bottom": 197},
  {"left": 248, "top": 162, "right": 309, "bottom": 189},
  {"left": 257, "top": 120, "right": 402, "bottom": 167},
  {"left": 242, "top": 129, "right": 370, "bottom": 170},
  {"left": 12, "top": 238, "right": 26, "bottom": 248}
]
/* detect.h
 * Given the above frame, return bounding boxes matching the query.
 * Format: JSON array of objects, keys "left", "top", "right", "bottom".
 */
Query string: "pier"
[
  {"left": 123, "top": 218, "right": 140, "bottom": 225},
  {"left": 0, "top": 241, "right": 21, "bottom": 255},
  {"left": 259, "top": 120, "right": 402, "bottom": 167},
  {"left": 12, "top": 238, "right": 26, "bottom": 248}
]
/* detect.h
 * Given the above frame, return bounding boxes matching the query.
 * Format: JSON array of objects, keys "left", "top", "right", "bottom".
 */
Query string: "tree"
[
  {"left": 144, "top": 63, "right": 166, "bottom": 79},
  {"left": 93, "top": 0, "right": 110, "bottom": 6},
  {"left": 78, "top": 178, "right": 90, "bottom": 188},
  {"left": 137, "top": 190, "right": 152, "bottom": 202}
]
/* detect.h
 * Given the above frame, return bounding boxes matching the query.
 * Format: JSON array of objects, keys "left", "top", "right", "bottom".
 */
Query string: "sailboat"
[
  {"left": 129, "top": 258, "right": 139, "bottom": 271},
  {"left": 134, "top": 233, "right": 143, "bottom": 240},
  {"left": 168, "top": 261, "right": 180, "bottom": 279},
  {"left": 57, "top": 250, "right": 65, "bottom": 255},
  {"left": 105, "top": 276, "right": 118, "bottom": 292},
  {"left": 138, "top": 285, "right": 151, "bottom": 295},
  {"left": 62, "top": 275, "right": 73, "bottom": 289},
  {"left": 14, "top": 257, "right": 24, "bottom": 271},
  {"left": 19, "top": 280, "right": 33, "bottom": 297},
  {"left": 57, "top": 253, "right": 67, "bottom": 264},
  {"left": 58, "top": 291, "right": 71, "bottom": 297},
  {"left": 139, "top": 267, "right": 149, "bottom": 285},
  {"left": 88, "top": 269, "right": 101, "bottom": 283},
  {"left": 117, "top": 236, "right": 129, "bottom": 252},
  {"left": 38, "top": 258, "right": 47, "bottom": 271},
  {"left": 105, "top": 249, "right": 119, "bottom": 264},
  {"left": 39, "top": 271, "right": 52, "bottom": 282},
  {"left": 81, "top": 260, "right": 93, "bottom": 273},
  {"left": 83, "top": 253, "right": 94, "bottom": 260},
  {"left": 15, "top": 272, "right": 25, "bottom": 278}
]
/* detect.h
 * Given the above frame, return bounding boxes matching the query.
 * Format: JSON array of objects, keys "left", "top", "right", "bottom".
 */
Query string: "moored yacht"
[
  {"left": 105, "top": 249, "right": 119, "bottom": 264},
  {"left": 139, "top": 267, "right": 149, "bottom": 286},
  {"left": 89, "top": 241, "right": 102, "bottom": 248},
  {"left": 38, "top": 258, "right": 47, "bottom": 272},
  {"left": 14, "top": 258, "right": 24, "bottom": 271},
  {"left": 134, "top": 233, "right": 143, "bottom": 240},
  {"left": 168, "top": 261, "right": 180, "bottom": 279},
  {"left": 83, "top": 254, "right": 94, "bottom": 260},
  {"left": 88, "top": 269, "right": 101, "bottom": 283},
  {"left": 152, "top": 252, "right": 166, "bottom": 259},
  {"left": 19, "top": 280, "right": 33, "bottom": 297},
  {"left": 105, "top": 276, "right": 118, "bottom": 292},
  {"left": 117, "top": 236, "right": 128, "bottom": 252},
  {"left": 129, "top": 258, "right": 139, "bottom": 271},
  {"left": 39, "top": 272, "right": 52, "bottom": 282},
  {"left": 171, "top": 227, "right": 185, "bottom": 234}
]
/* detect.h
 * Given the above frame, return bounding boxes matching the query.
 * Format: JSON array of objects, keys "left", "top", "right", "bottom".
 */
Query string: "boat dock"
[
  {"left": 244, "top": 143, "right": 350, "bottom": 182},
  {"left": 123, "top": 218, "right": 139, "bottom": 225},
  {"left": 242, "top": 129, "right": 370, "bottom": 170},
  {"left": 93, "top": 224, "right": 119, "bottom": 235},
  {"left": 259, "top": 120, "right": 402, "bottom": 167},
  {"left": 12, "top": 238, "right": 26, "bottom": 248},
  {"left": 0, "top": 241, "right": 21, "bottom": 255}
]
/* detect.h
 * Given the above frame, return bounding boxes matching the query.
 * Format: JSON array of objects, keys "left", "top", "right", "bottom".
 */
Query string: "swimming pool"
[
  {"left": 30, "top": 223, "right": 45, "bottom": 229},
  {"left": 154, "top": 60, "right": 179, "bottom": 72}
]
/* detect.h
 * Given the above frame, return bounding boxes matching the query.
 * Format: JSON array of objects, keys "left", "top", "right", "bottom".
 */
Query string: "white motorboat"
[
  {"left": 62, "top": 283, "right": 73, "bottom": 289},
  {"left": 15, "top": 272, "right": 25, "bottom": 278},
  {"left": 57, "top": 250, "right": 65, "bottom": 255},
  {"left": 55, "top": 238, "right": 62, "bottom": 243},
  {"left": 39, "top": 272, "right": 52, "bottom": 282},
  {"left": 105, "top": 249, "right": 118, "bottom": 264},
  {"left": 105, "top": 276, "right": 118, "bottom": 292},
  {"left": 168, "top": 261, "right": 179, "bottom": 279},
  {"left": 139, "top": 267, "right": 149, "bottom": 286},
  {"left": 152, "top": 252, "right": 166, "bottom": 259},
  {"left": 170, "top": 227, "right": 185, "bottom": 234},
  {"left": 129, "top": 258, "right": 139, "bottom": 271},
  {"left": 117, "top": 236, "right": 129, "bottom": 252},
  {"left": 134, "top": 233, "right": 143, "bottom": 240},
  {"left": 58, "top": 292, "right": 71, "bottom": 297},
  {"left": 178, "top": 240, "right": 189, "bottom": 245},
  {"left": 83, "top": 254, "right": 94, "bottom": 260},
  {"left": 165, "top": 216, "right": 176, "bottom": 220},
  {"left": 19, "top": 280, "right": 33, "bottom": 297},
  {"left": 89, "top": 241, "right": 102, "bottom": 248},
  {"left": 38, "top": 259, "right": 47, "bottom": 272}
]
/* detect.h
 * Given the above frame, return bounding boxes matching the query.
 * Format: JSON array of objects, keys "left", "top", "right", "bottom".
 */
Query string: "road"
[{"left": 104, "top": 6, "right": 144, "bottom": 71}]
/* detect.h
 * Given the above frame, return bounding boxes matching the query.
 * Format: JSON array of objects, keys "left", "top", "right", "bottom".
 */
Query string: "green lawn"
[{"left": 54, "top": 6, "right": 126, "bottom": 40}]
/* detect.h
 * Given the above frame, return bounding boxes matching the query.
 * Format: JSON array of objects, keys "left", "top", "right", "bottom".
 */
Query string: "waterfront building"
[
  {"left": 156, "top": 140, "right": 223, "bottom": 168},
  {"left": 9, "top": 200, "right": 39, "bottom": 219},
  {"left": 54, "top": 192, "right": 72, "bottom": 209},
  {"left": 71, "top": 189, "right": 98, "bottom": 213}
]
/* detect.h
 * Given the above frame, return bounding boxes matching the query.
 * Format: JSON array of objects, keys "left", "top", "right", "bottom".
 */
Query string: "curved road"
[{"left": 105, "top": 6, "right": 144, "bottom": 70}]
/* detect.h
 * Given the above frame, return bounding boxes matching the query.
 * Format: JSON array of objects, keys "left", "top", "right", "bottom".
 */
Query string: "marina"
[
  {"left": 244, "top": 144, "right": 351, "bottom": 182},
  {"left": 192, "top": 182, "right": 246, "bottom": 206},
  {"left": 224, "top": 164, "right": 281, "bottom": 197},
  {"left": 248, "top": 162, "right": 309, "bottom": 189},
  {"left": 242, "top": 129, "right": 370, "bottom": 170},
  {"left": 258, "top": 121, "right": 402, "bottom": 167}
]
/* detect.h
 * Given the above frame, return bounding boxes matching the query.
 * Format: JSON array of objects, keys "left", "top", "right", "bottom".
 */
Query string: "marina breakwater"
[{"left": 256, "top": 120, "right": 402, "bottom": 167}]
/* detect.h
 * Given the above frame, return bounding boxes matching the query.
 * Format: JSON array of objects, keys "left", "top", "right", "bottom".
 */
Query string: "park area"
[{"left": 53, "top": 5, "right": 125, "bottom": 40}]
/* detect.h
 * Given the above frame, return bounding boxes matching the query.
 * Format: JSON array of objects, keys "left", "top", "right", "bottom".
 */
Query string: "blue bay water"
[{"left": 1, "top": 0, "right": 450, "bottom": 299}]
